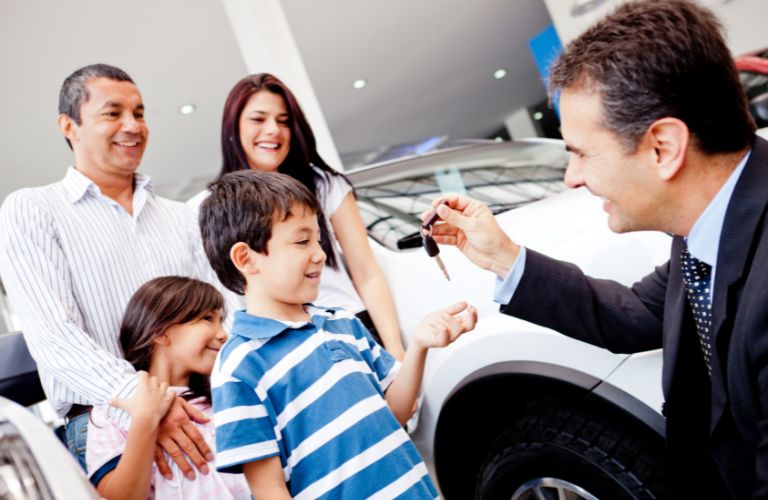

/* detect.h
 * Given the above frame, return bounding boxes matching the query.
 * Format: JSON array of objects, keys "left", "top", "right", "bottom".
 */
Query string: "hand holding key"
[
  {"left": 422, "top": 202, "right": 451, "bottom": 281},
  {"left": 422, "top": 195, "right": 520, "bottom": 279}
]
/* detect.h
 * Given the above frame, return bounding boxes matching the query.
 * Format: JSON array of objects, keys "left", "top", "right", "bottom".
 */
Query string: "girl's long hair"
[
  {"left": 217, "top": 72, "right": 351, "bottom": 269},
  {"left": 119, "top": 276, "right": 225, "bottom": 404}
]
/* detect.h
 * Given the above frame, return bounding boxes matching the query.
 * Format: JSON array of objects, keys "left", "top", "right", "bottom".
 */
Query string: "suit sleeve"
[
  {"left": 748, "top": 275, "right": 768, "bottom": 497},
  {"left": 501, "top": 248, "right": 667, "bottom": 354}
]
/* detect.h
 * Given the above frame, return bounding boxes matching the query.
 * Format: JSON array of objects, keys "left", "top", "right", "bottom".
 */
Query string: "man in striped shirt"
[
  {"left": 0, "top": 64, "right": 221, "bottom": 478},
  {"left": 199, "top": 170, "right": 477, "bottom": 498}
]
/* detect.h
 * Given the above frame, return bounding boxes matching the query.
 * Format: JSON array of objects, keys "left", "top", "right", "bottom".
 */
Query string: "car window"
[{"left": 355, "top": 161, "right": 567, "bottom": 251}]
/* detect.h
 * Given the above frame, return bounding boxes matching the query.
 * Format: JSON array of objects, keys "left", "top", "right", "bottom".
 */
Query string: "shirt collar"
[
  {"left": 231, "top": 305, "right": 340, "bottom": 340},
  {"left": 686, "top": 149, "right": 751, "bottom": 267},
  {"left": 62, "top": 166, "right": 155, "bottom": 204}
]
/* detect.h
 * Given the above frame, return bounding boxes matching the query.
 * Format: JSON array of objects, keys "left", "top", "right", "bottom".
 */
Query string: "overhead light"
[
  {"left": 494, "top": 69, "right": 507, "bottom": 80},
  {"left": 571, "top": 0, "right": 607, "bottom": 16},
  {"left": 352, "top": 79, "right": 367, "bottom": 90},
  {"left": 179, "top": 103, "right": 196, "bottom": 115},
  {"left": 533, "top": 111, "right": 544, "bottom": 121}
]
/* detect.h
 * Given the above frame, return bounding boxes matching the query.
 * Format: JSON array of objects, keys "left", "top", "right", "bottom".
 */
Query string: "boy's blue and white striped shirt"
[{"left": 211, "top": 306, "right": 438, "bottom": 499}]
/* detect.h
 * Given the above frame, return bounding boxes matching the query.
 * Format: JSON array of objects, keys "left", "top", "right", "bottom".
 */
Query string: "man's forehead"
[{"left": 84, "top": 77, "right": 143, "bottom": 106}]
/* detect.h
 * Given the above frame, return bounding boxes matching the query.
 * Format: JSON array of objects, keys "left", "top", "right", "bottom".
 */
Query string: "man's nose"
[
  {"left": 121, "top": 113, "right": 144, "bottom": 134},
  {"left": 563, "top": 159, "right": 584, "bottom": 189}
]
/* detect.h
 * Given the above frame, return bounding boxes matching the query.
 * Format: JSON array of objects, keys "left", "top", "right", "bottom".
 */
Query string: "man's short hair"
[
  {"left": 549, "top": 0, "right": 755, "bottom": 154},
  {"left": 58, "top": 64, "right": 134, "bottom": 149},
  {"left": 199, "top": 170, "right": 321, "bottom": 294}
]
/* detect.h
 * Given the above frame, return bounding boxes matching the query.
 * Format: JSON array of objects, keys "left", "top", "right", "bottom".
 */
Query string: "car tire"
[{"left": 475, "top": 402, "right": 671, "bottom": 500}]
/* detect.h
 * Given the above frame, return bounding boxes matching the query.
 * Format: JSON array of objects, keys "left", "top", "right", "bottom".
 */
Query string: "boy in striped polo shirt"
[{"left": 199, "top": 170, "right": 477, "bottom": 499}]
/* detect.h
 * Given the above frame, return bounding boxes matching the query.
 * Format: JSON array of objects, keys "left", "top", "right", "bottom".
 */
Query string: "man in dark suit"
[{"left": 428, "top": 1, "right": 766, "bottom": 498}]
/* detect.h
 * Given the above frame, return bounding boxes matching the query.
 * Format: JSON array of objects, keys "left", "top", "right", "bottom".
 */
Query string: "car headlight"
[{"left": 0, "top": 418, "right": 54, "bottom": 500}]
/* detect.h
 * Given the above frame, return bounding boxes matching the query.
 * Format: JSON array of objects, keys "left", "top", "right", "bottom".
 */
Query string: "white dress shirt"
[{"left": 0, "top": 167, "right": 223, "bottom": 425}]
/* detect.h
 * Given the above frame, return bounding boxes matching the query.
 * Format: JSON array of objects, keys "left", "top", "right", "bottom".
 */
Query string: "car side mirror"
[{"left": 749, "top": 92, "right": 768, "bottom": 128}]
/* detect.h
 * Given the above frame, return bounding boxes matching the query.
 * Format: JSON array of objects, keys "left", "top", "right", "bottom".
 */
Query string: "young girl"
[
  {"left": 187, "top": 73, "right": 406, "bottom": 360},
  {"left": 85, "top": 276, "right": 249, "bottom": 499}
]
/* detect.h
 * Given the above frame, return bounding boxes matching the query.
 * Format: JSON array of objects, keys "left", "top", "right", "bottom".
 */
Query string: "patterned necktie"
[{"left": 680, "top": 247, "right": 713, "bottom": 377}]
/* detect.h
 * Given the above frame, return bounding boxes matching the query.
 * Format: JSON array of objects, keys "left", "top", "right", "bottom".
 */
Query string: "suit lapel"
[
  {"left": 662, "top": 236, "right": 687, "bottom": 397},
  {"left": 710, "top": 137, "right": 768, "bottom": 430}
]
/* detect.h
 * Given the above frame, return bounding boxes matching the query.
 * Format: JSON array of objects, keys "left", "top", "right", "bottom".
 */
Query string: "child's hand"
[
  {"left": 413, "top": 301, "right": 477, "bottom": 349},
  {"left": 109, "top": 371, "right": 175, "bottom": 425}
]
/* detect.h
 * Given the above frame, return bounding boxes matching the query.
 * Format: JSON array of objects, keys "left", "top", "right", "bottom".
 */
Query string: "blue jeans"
[{"left": 65, "top": 412, "right": 89, "bottom": 472}]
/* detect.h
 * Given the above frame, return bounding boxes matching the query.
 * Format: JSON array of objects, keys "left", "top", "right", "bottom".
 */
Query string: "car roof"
[{"left": 346, "top": 138, "right": 568, "bottom": 187}]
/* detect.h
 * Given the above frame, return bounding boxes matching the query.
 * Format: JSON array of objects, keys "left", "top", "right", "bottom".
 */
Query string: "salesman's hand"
[
  {"left": 424, "top": 194, "right": 520, "bottom": 278},
  {"left": 154, "top": 396, "right": 212, "bottom": 480}
]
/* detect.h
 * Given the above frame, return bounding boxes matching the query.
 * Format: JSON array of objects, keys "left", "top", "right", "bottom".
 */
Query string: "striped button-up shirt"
[{"left": 0, "top": 167, "right": 222, "bottom": 424}]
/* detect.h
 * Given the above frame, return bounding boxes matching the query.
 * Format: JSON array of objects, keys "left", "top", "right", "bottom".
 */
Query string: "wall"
[{"left": 543, "top": 0, "right": 768, "bottom": 55}]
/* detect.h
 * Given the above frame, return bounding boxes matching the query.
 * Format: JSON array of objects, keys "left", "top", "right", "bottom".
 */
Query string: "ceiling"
[{"left": 0, "top": 0, "right": 553, "bottom": 201}]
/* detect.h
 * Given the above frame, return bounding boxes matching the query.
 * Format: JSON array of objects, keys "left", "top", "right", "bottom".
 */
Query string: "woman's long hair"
[
  {"left": 217, "top": 73, "right": 351, "bottom": 269},
  {"left": 119, "top": 276, "right": 225, "bottom": 404}
]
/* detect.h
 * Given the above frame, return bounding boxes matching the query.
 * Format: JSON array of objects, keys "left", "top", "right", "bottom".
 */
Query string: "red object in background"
[{"left": 735, "top": 55, "right": 768, "bottom": 74}]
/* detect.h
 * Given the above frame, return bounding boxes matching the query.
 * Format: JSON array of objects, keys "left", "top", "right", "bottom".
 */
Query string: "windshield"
[{"left": 355, "top": 161, "right": 567, "bottom": 251}]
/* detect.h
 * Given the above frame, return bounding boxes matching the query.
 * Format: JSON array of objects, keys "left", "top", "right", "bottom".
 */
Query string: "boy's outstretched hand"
[
  {"left": 385, "top": 301, "right": 477, "bottom": 424},
  {"left": 413, "top": 301, "right": 477, "bottom": 348}
]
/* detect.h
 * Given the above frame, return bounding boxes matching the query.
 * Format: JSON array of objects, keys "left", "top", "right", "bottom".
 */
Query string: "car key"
[{"left": 422, "top": 203, "right": 450, "bottom": 281}]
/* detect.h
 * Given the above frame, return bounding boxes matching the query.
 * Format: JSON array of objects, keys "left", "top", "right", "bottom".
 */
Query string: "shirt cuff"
[
  {"left": 104, "top": 374, "right": 138, "bottom": 431},
  {"left": 493, "top": 246, "right": 527, "bottom": 306}
]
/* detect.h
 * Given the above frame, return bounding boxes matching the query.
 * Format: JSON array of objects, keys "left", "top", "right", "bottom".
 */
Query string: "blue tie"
[{"left": 680, "top": 247, "right": 713, "bottom": 377}]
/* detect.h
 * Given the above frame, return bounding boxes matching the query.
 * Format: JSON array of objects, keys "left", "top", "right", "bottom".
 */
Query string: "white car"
[
  {"left": 0, "top": 332, "right": 98, "bottom": 499},
  {"left": 347, "top": 139, "right": 672, "bottom": 499}
]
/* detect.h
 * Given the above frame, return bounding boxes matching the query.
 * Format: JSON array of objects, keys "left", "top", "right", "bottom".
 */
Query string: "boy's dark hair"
[
  {"left": 120, "top": 276, "right": 225, "bottom": 404},
  {"left": 199, "top": 170, "right": 321, "bottom": 295},
  {"left": 59, "top": 63, "right": 134, "bottom": 149},
  {"left": 548, "top": 0, "right": 755, "bottom": 155}
]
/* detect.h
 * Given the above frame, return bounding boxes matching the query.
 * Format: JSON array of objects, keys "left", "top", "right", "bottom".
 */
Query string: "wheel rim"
[{"left": 511, "top": 477, "right": 599, "bottom": 500}]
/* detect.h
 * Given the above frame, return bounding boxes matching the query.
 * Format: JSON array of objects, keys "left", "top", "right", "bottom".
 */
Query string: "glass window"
[{"left": 355, "top": 156, "right": 567, "bottom": 251}]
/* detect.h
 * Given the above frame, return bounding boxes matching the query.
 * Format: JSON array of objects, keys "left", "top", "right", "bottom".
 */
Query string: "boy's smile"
[{"left": 248, "top": 204, "right": 326, "bottom": 321}]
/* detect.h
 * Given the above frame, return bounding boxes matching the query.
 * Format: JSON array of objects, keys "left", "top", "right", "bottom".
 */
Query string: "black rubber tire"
[{"left": 475, "top": 403, "right": 671, "bottom": 499}]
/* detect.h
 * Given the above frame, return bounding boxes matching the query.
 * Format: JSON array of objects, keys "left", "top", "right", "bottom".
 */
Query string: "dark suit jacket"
[{"left": 502, "top": 136, "right": 768, "bottom": 499}]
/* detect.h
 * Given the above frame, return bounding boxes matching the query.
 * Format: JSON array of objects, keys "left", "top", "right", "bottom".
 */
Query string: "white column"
[
  {"left": 505, "top": 107, "right": 539, "bottom": 140},
  {"left": 221, "top": 0, "right": 343, "bottom": 170}
]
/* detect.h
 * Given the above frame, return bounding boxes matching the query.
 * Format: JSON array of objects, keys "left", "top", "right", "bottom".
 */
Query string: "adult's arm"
[
  {"left": 331, "top": 192, "right": 405, "bottom": 359},
  {"left": 427, "top": 194, "right": 666, "bottom": 353},
  {"left": 0, "top": 191, "right": 138, "bottom": 420},
  {"left": 503, "top": 248, "right": 667, "bottom": 353}
]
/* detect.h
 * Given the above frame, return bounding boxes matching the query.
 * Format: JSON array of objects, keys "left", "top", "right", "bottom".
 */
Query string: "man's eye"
[
  {"left": 135, "top": 112, "right": 144, "bottom": 119},
  {"left": 296, "top": 240, "right": 309, "bottom": 245}
]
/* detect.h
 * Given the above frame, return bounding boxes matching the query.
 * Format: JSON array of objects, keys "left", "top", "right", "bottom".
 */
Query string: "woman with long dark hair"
[{"left": 189, "top": 73, "right": 405, "bottom": 359}]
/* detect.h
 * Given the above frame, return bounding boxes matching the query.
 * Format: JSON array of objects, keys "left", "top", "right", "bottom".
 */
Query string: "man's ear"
[
  {"left": 646, "top": 117, "right": 689, "bottom": 181},
  {"left": 57, "top": 113, "right": 77, "bottom": 144},
  {"left": 230, "top": 241, "right": 258, "bottom": 275}
]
